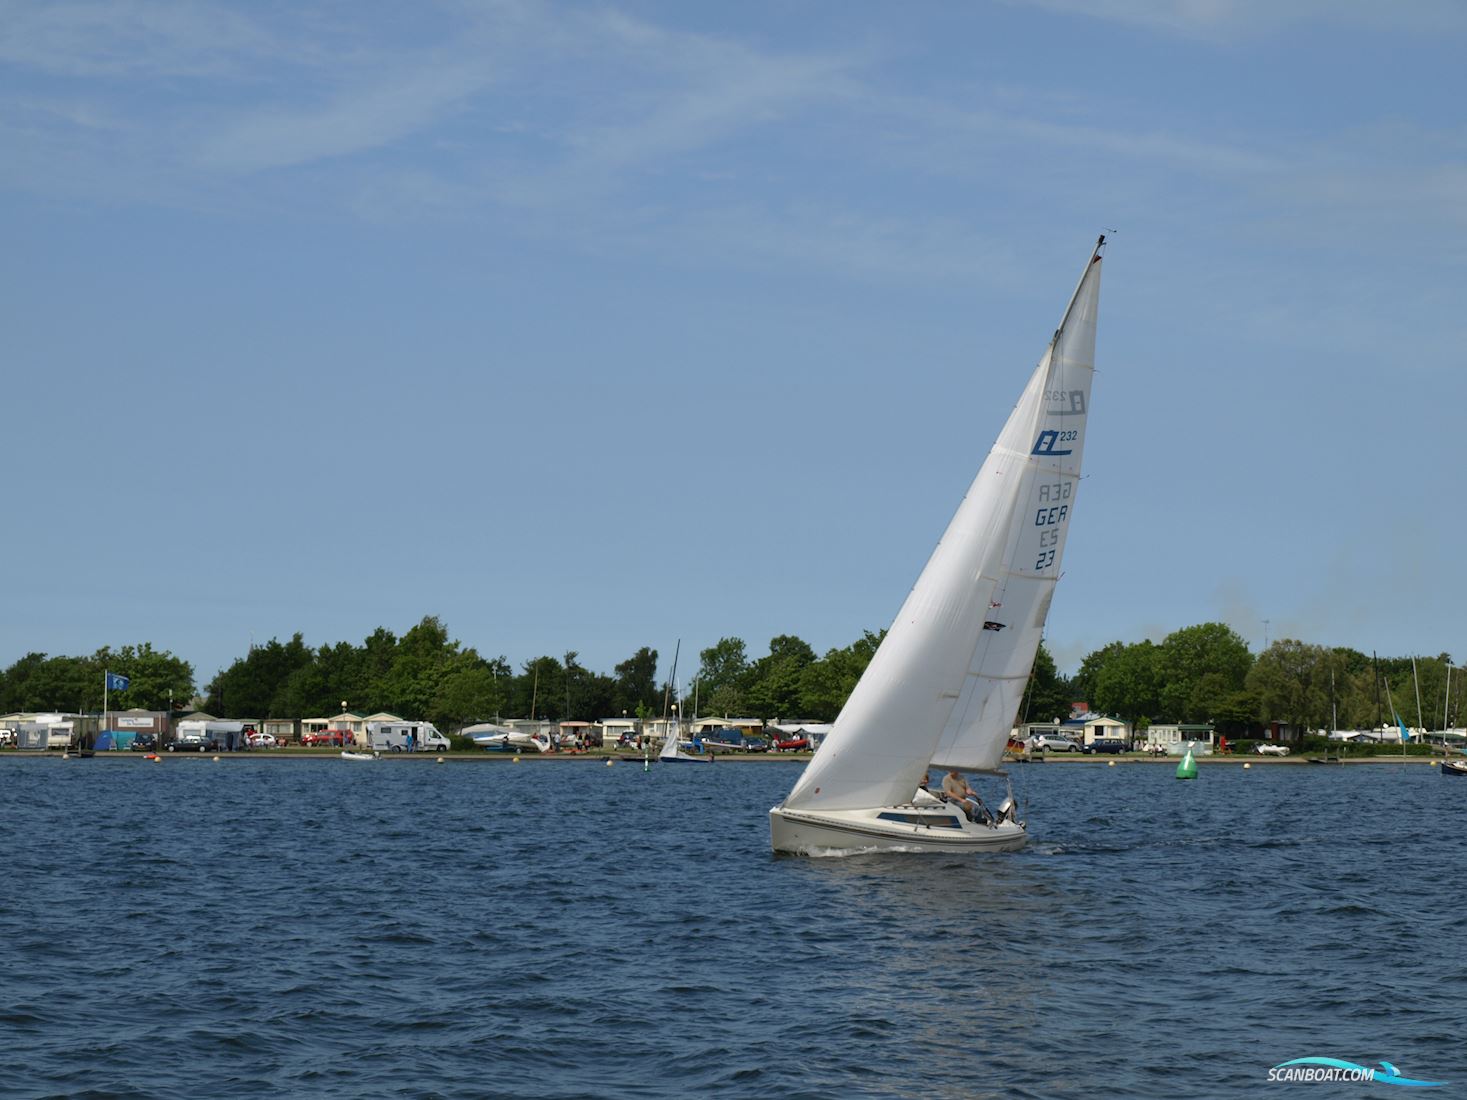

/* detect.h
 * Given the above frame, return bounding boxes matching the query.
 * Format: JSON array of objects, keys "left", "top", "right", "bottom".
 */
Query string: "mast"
[
  {"left": 1444, "top": 661, "right": 1452, "bottom": 747},
  {"left": 1385, "top": 675, "right": 1402, "bottom": 757},
  {"left": 1047, "top": 235, "right": 1106, "bottom": 349},
  {"left": 662, "top": 640, "right": 680, "bottom": 723},
  {"left": 1330, "top": 666, "right": 1337, "bottom": 735},
  {"left": 1373, "top": 651, "right": 1382, "bottom": 730},
  {"left": 660, "top": 640, "right": 681, "bottom": 759},
  {"left": 1412, "top": 656, "right": 1424, "bottom": 737}
]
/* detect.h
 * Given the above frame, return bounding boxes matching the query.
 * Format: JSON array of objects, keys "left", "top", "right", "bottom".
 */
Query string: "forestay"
[{"left": 783, "top": 242, "right": 1103, "bottom": 813}]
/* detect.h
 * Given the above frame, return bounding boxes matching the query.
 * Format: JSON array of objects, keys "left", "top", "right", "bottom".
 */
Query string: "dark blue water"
[{"left": 2, "top": 756, "right": 1464, "bottom": 1099}]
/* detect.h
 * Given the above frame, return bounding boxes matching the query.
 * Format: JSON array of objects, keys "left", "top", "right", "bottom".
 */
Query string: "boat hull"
[
  {"left": 769, "top": 804, "right": 1026, "bottom": 855},
  {"left": 1441, "top": 760, "right": 1467, "bottom": 777}
]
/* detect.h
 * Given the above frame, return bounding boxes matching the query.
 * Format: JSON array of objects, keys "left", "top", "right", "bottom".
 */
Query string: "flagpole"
[{"left": 103, "top": 669, "right": 109, "bottom": 745}]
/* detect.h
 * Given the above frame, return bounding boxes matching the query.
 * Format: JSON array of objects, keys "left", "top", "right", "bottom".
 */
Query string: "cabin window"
[{"left": 877, "top": 812, "right": 963, "bottom": 829}]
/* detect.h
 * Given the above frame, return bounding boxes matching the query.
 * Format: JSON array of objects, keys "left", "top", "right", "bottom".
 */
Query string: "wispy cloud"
[
  {"left": 1002, "top": 0, "right": 1467, "bottom": 41},
  {"left": 197, "top": 55, "right": 499, "bottom": 171},
  {"left": 3, "top": 0, "right": 1465, "bottom": 294},
  {"left": 0, "top": 0, "right": 278, "bottom": 77}
]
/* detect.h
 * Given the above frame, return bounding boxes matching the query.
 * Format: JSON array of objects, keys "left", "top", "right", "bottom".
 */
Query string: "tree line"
[{"left": 1, "top": 617, "right": 1458, "bottom": 735}]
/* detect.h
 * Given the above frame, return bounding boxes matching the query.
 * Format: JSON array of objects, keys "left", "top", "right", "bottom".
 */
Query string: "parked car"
[
  {"left": 1084, "top": 738, "right": 1127, "bottom": 754},
  {"left": 1254, "top": 743, "right": 1291, "bottom": 756},
  {"left": 247, "top": 732, "right": 278, "bottom": 749},
  {"left": 169, "top": 729, "right": 208, "bottom": 751},
  {"left": 1027, "top": 734, "right": 1082, "bottom": 752},
  {"left": 301, "top": 730, "right": 349, "bottom": 747},
  {"left": 128, "top": 732, "right": 158, "bottom": 752}
]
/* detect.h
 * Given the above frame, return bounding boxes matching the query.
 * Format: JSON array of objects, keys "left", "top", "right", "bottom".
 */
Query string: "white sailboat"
[
  {"left": 658, "top": 719, "right": 712, "bottom": 764},
  {"left": 465, "top": 724, "right": 552, "bottom": 753},
  {"left": 656, "top": 641, "right": 712, "bottom": 764},
  {"left": 770, "top": 237, "right": 1105, "bottom": 854}
]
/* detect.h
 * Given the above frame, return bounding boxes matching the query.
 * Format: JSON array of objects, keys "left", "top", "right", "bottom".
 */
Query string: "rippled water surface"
[{"left": 2, "top": 755, "right": 1464, "bottom": 1098}]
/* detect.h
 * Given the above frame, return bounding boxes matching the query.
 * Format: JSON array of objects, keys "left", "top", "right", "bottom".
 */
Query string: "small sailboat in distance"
[
  {"left": 657, "top": 641, "right": 712, "bottom": 764},
  {"left": 770, "top": 237, "right": 1105, "bottom": 854}
]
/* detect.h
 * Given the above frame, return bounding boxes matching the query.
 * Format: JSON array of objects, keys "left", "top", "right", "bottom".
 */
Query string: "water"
[{"left": 2, "top": 756, "right": 1464, "bottom": 1098}]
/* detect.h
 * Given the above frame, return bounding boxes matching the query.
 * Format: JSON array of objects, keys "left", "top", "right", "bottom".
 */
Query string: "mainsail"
[{"left": 783, "top": 240, "right": 1103, "bottom": 813}]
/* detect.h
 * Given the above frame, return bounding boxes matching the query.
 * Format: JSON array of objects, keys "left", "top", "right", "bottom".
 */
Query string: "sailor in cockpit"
[{"left": 940, "top": 768, "right": 992, "bottom": 824}]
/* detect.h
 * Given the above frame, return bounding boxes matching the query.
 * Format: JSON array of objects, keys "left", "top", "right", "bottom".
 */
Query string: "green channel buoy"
[{"left": 1175, "top": 745, "right": 1198, "bottom": 780}]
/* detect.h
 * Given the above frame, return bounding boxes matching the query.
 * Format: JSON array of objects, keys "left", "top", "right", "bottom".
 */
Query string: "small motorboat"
[
  {"left": 1440, "top": 759, "right": 1467, "bottom": 777},
  {"left": 341, "top": 750, "right": 378, "bottom": 761}
]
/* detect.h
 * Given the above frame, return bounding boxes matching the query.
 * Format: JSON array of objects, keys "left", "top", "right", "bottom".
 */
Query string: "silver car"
[{"left": 1027, "top": 734, "right": 1082, "bottom": 752}]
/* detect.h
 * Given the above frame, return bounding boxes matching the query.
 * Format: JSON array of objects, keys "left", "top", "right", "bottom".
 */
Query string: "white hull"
[
  {"left": 474, "top": 733, "right": 550, "bottom": 753},
  {"left": 769, "top": 803, "right": 1026, "bottom": 855}
]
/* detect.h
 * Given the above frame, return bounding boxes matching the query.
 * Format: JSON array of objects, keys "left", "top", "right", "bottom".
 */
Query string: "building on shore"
[
  {"left": 599, "top": 717, "right": 640, "bottom": 748},
  {"left": 1143, "top": 723, "right": 1216, "bottom": 755},
  {"left": 1066, "top": 713, "right": 1133, "bottom": 747}
]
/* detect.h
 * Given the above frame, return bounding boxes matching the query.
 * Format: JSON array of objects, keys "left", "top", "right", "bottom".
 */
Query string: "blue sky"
[{"left": 4, "top": 0, "right": 1465, "bottom": 691}]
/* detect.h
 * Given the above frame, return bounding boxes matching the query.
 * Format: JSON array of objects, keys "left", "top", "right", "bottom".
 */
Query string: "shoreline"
[{"left": 0, "top": 749, "right": 1445, "bottom": 766}]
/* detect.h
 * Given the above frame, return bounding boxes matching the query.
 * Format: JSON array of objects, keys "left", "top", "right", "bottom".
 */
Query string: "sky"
[{"left": 3, "top": 0, "right": 1466, "bottom": 693}]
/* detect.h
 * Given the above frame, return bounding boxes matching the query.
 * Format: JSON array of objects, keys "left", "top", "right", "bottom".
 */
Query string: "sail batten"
[{"left": 780, "top": 241, "right": 1102, "bottom": 814}]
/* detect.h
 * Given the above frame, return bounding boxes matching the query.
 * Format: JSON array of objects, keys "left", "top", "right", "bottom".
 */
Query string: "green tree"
[
  {"left": 611, "top": 647, "right": 660, "bottom": 718},
  {"left": 377, "top": 616, "right": 457, "bottom": 718},
  {"left": 292, "top": 640, "right": 368, "bottom": 716},
  {"left": 1070, "top": 641, "right": 1127, "bottom": 711},
  {"left": 0, "top": 652, "right": 91, "bottom": 712},
  {"left": 798, "top": 630, "right": 884, "bottom": 721},
  {"left": 1022, "top": 641, "right": 1071, "bottom": 724},
  {"left": 98, "top": 642, "right": 195, "bottom": 713},
  {"left": 359, "top": 626, "right": 399, "bottom": 708},
  {"left": 431, "top": 659, "right": 500, "bottom": 730},
  {"left": 205, "top": 635, "right": 310, "bottom": 716},
  {"left": 512, "top": 655, "right": 565, "bottom": 720},
  {"left": 1156, "top": 622, "right": 1253, "bottom": 722},
  {"left": 745, "top": 635, "right": 817, "bottom": 719},
  {"left": 1, "top": 646, "right": 193, "bottom": 715},
  {"left": 1090, "top": 640, "right": 1162, "bottom": 722},
  {"left": 1246, "top": 639, "right": 1329, "bottom": 735},
  {"left": 696, "top": 637, "right": 750, "bottom": 717}
]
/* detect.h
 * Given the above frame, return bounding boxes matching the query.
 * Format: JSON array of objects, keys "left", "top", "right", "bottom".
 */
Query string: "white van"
[{"left": 367, "top": 721, "right": 448, "bottom": 753}]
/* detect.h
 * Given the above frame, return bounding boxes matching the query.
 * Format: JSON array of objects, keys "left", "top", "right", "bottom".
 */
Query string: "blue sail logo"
[
  {"left": 1267, "top": 1057, "right": 1446, "bottom": 1088},
  {"left": 1031, "top": 429, "right": 1073, "bottom": 456}
]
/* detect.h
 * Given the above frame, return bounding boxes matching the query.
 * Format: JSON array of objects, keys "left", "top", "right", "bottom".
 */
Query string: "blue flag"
[{"left": 105, "top": 671, "right": 130, "bottom": 692}]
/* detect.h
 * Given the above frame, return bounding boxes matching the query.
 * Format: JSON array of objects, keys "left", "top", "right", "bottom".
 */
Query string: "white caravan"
[{"left": 367, "top": 721, "right": 448, "bottom": 753}]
